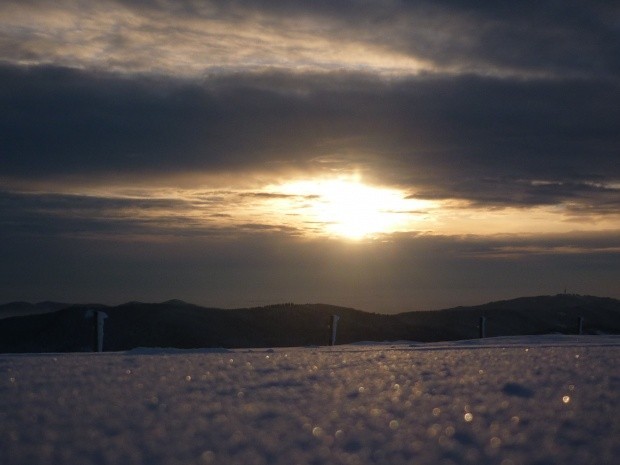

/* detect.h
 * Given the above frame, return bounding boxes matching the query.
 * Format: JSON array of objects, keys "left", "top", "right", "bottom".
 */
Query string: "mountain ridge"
[{"left": 0, "top": 294, "right": 618, "bottom": 353}]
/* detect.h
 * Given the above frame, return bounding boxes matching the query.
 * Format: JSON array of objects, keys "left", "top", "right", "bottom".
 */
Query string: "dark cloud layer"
[
  {"left": 111, "top": 0, "right": 620, "bottom": 78},
  {"left": 1, "top": 221, "right": 618, "bottom": 311},
  {"left": 2, "top": 65, "right": 619, "bottom": 209}
]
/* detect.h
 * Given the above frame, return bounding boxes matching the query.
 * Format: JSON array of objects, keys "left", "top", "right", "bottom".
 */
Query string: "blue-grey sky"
[{"left": 1, "top": 1, "right": 619, "bottom": 312}]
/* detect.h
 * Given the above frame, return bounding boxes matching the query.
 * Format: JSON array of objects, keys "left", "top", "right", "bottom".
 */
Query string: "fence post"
[
  {"left": 92, "top": 311, "right": 98, "bottom": 352},
  {"left": 479, "top": 316, "right": 487, "bottom": 339},
  {"left": 89, "top": 310, "right": 108, "bottom": 352},
  {"left": 330, "top": 315, "right": 340, "bottom": 346},
  {"left": 577, "top": 316, "right": 584, "bottom": 335}
]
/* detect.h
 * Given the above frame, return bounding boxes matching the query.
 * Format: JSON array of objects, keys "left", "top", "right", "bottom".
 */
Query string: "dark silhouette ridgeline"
[{"left": 0, "top": 295, "right": 618, "bottom": 353}]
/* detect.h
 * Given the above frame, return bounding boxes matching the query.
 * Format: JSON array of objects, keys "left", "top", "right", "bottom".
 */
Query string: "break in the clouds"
[{"left": 1, "top": 1, "right": 619, "bottom": 310}]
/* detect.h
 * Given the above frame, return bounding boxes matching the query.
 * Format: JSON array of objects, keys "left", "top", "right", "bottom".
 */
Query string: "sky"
[{"left": 1, "top": 0, "right": 619, "bottom": 313}]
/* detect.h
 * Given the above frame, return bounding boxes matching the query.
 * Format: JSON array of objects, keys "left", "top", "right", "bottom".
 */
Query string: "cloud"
[
  {"left": 0, "top": 0, "right": 430, "bottom": 76},
  {"left": 0, "top": 187, "right": 321, "bottom": 241},
  {"left": 1, "top": 1, "right": 617, "bottom": 79},
  {"left": 1, "top": 64, "right": 618, "bottom": 215},
  {"left": 1, "top": 218, "right": 618, "bottom": 311},
  {"left": 2, "top": 185, "right": 619, "bottom": 249}
]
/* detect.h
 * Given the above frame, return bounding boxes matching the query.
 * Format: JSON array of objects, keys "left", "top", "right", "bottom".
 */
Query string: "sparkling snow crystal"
[{"left": 1, "top": 336, "right": 618, "bottom": 465}]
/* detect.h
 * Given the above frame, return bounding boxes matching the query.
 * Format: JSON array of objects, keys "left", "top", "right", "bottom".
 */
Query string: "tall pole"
[
  {"left": 330, "top": 315, "right": 340, "bottom": 346},
  {"left": 92, "top": 310, "right": 99, "bottom": 352},
  {"left": 479, "top": 316, "right": 487, "bottom": 339},
  {"left": 91, "top": 310, "right": 108, "bottom": 352},
  {"left": 96, "top": 311, "right": 105, "bottom": 352}
]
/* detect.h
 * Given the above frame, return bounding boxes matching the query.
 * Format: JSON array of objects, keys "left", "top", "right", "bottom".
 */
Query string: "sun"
[{"left": 279, "top": 177, "right": 428, "bottom": 239}]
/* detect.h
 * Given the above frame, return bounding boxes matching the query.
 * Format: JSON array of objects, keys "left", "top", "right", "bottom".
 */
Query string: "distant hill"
[
  {"left": 0, "top": 295, "right": 618, "bottom": 353},
  {"left": 0, "top": 301, "right": 71, "bottom": 320},
  {"left": 396, "top": 294, "right": 620, "bottom": 340}
]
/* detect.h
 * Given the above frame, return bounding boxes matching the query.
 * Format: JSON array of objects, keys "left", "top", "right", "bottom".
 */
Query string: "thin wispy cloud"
[
  {"left": 0, "top": 0, "right": 431, "bottom": 76},
  {"left": 3, "top": 0, "right": 617, "bottom": 78}
]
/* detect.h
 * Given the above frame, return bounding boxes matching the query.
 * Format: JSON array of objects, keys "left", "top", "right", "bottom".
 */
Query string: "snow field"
[{"left": 1, "top": 336, "right": 618, "bottom": 465}]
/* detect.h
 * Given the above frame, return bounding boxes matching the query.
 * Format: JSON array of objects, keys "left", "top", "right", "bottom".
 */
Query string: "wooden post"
[
  {"left": 479, "top": 316, "right": 487, "bottom": 339},
  {"left": 92, "top": 311, "right": 99, "bottom": 352},
  {"left": 577, "top": 316, "right": 584, "bottom": 335},
  {"left": 90, "top": 310, "right": 108, "bottom": 352},
  {"left": 330, "top": 315, "right": 340, "bottom": 346}
]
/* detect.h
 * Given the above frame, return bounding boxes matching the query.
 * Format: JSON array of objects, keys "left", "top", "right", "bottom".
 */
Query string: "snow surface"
[{"left": 1, "top": 335, "right": 618, "bottom": 465}]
